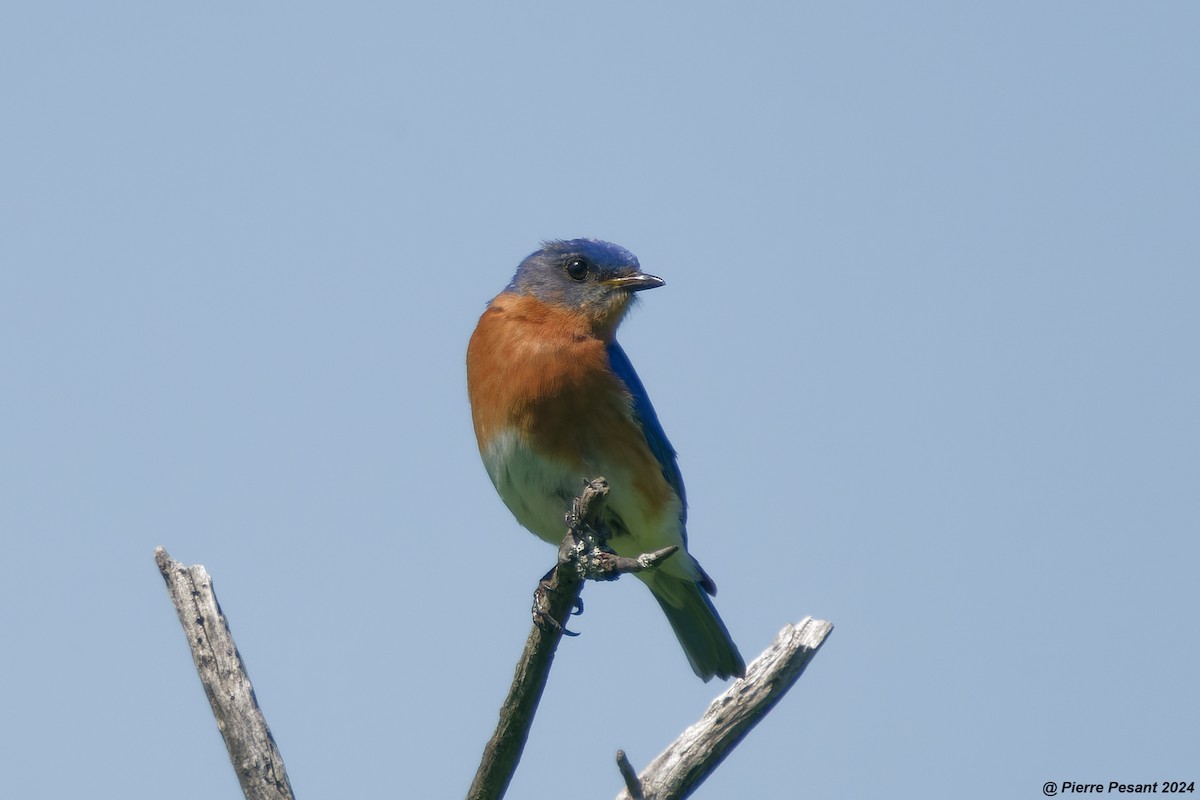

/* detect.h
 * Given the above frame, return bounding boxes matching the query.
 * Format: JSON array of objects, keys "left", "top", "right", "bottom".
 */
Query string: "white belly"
[{"left": 480, "top": 428, "right": 695, "bottom": 581}]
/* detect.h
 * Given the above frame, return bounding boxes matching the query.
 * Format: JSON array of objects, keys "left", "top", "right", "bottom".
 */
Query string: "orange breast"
[{"left": 466, "top": 293, "right": 673, "bottom": 513}]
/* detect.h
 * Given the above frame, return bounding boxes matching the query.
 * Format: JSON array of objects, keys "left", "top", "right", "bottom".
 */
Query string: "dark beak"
[{"left": 606, "top": 272, "right": 665, "bottom": 292}]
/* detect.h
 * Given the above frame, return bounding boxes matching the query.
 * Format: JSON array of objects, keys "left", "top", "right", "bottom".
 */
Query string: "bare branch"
[
  {"left": 155, "top": 547, "right": 295, "bottom": 800},
  {"left": 468, "top": 477, "right": 679, "bottom": 800},
  {"left": 616, "top": 750, "right": 645, "bottom": 800},
  {"left": 616, "top": 617, "right": 834, "bottom": 800},
  {"left": 155, "top": 480, "right": 830, "bottom": 800}
]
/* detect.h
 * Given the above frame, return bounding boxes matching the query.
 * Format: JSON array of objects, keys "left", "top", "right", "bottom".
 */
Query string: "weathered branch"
[
  {"left": 155, "top": 547, "right": 295, "bottom": 800},
  {"left": 616, "top": 750, "right": 645, "bottom": 800},
  {"left": 467, "top": 477, "right": 673, "bottom": 800},
  {"left": 615, "top": 617, "right": 834, "bottom": 800}
]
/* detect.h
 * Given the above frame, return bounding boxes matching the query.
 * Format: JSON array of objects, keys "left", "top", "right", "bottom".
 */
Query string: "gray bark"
[
  {"left": 615, "top": 617, "right": 834, "bottom": 800},
  {"left": 467, "top": 478, "right": 676, "bottom": 800},
  {"left": 156, "top": 547, "right": 295, "bottom": 800}
]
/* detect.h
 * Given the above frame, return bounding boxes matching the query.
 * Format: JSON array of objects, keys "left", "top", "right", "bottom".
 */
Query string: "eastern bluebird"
[{"left": 466, "top": 239, "right": 745, "bottom": 681}]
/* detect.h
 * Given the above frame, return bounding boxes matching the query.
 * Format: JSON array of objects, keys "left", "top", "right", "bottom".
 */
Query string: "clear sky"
[{"left": 3, "top": 3, "right": 1197, "bottom": 798}]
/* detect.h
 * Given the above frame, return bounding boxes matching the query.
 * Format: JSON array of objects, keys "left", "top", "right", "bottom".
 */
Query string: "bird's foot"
[{"left": 532, "top": 575, "right": 581, "bottom": 636}]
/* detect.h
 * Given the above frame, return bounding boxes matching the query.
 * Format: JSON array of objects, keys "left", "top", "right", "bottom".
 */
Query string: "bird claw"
[
  {"left": 532, "top": 577, "right": 582, "bottom": 635},
  {"left": 532, "top": 605, "right": 581, "bottom": 636}
]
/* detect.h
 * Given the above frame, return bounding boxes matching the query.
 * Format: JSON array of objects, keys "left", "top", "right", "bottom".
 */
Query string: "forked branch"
[
  {"left": 156, "top": 478, "right": 832, "bottom": 800},
  {"left": 467, "top": 477, "right": 677, "bottom": 800},
  {"left": 467, "top": 478, "right": 834, "bottom": 800}
]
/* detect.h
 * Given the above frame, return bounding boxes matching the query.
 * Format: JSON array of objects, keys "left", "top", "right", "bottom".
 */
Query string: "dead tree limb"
[
  {"left": 615, "top": 617, "right": 834, "bottom": 800},
  {"left": 616, "top": 749, "right": 645, "bottom": 799},
  {"left": 467, "top": 477, "right": 676, "bottom": 800},
  {"left": 155, "top": 547, "right": 295, "bottom": 800},
  {"left": 155, "top": 478, "right": 829, "bottom": 800}
]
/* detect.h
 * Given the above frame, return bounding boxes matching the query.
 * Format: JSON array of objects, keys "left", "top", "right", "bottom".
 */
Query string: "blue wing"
[{"left": 606, "top": 341, "right": 688, "bottom": 528}]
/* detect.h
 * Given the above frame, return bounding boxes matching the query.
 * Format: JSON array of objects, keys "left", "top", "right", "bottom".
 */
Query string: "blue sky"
[{"left": 3, "top": 3, "right": 1197, "bottom": 798}]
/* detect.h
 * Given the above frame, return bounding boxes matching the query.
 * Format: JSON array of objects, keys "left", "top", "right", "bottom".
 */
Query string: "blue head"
[{"left": 506, "top": 239, "right": 664, "bottom": 336}]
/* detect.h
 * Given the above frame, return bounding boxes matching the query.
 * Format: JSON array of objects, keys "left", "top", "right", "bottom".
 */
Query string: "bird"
[{"left": 466, "top": 238, "right": 745, "bottom": 681}]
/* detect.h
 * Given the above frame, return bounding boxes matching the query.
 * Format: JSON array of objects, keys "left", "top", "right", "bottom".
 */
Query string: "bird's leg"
[
  {"left": 533, "top": 566, "right": 581, "bottom": 636},
  {"left": 529, "top": 477, "right": 675, "bottom": 628}
]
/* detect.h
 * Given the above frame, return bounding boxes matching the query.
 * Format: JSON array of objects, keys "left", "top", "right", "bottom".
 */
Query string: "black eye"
[{"left": 564, "top": 258, "right": 589, "bottom": 281}]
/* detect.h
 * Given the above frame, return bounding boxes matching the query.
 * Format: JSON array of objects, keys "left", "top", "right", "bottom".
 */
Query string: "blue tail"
[{"left": 648, "top": 573, "right": 745, "bottom": 681}]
